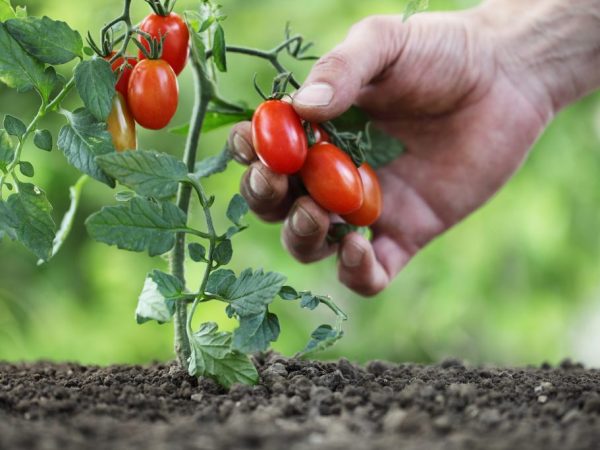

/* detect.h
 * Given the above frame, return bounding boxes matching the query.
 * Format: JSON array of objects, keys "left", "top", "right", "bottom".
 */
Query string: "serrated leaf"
[
  {"left": 206, "top": 269, "right": 236, "bottom": 295},
  {"left": 188, "top": 242, "right": 206, "bottom": 262},
  {"left": 213, "top": 239, "right": 232, "bottom": 266},
  {"left": 226, "top": 194, "right": 248, "bottom": 226},
  {"left": 0, "top": 23, "right": 58, "bottom": 101},
  {"left": 192, "top": 147, "right": 232, "bottom": 179},
  {"left": 149, "top": 269, "right": 185, "bottom": 299},
  {"left": 278, "top": 286, "right": 299, "bottom": 300},
  {"left": 33, "top": 129, "right": 52, "bottom": 151},
  {"left": 0, "top": 129, "right": 14, "bottom": 169},
  {"left": 188, "top": 322, "right": 259, "bottom": 388},
  {"left": 96, "top": 150, "right": 187, "bottom": 199},
  {"left": 300, "top": 293, "right": 320, "bottom": 310},
  {"left": 57, "top": 108, "right": 115, "bottom": 187},
  {"left": 74, "top": 58, "right": 115, "bottom": 121},
  {"left": 18, "top": 161, "right": 33, "bottom": 177},
  {"left": 85, "top": 197, "right": 187, "bottom": 256},
  {"left": 232, "top": 311, "right": 280, "bottom": 353},
  {"left": 5, "top": 16, "right": 83, "bottom": 64},
  {"left": 6, "top": 182, "right": 55, "bottom": 261},
  {"left": 136, "top": 275, "right": 176, "bottom": 324},
  {"left": 299, "top": 324, "right": 343, "bottom": 357},
  {"left": 212, "top": 23, "right": 226, "bottom": 72},
  {"left": 4, "top": 115, "right": 25, "bottom": 138}
]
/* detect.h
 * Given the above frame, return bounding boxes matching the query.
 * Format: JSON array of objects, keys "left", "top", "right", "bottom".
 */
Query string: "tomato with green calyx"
[
  {"left": 342, "top": 163, "right": 382, "bottom": 226},
  {"left": 252, "top": 100, "right": 308, "bottom": 174},
  {"left": 127, "top": 59, "right": 179, "bottom": 130},
  {"left": 300, "top": 142, "right": 364, "bottom": 215},
  {"left": 138, "top": 12, "right": 189, "bottom": 76},
  {"left": 105, "top": 53, "right": 137, "bottom": 100},
  {"left": 107, "top": 92, "right": 137, "bottom": 152}
]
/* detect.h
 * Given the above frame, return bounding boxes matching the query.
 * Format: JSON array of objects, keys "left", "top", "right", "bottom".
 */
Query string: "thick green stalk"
[{"left": 170, "top": 54, "right": 211, "bottom": 368}]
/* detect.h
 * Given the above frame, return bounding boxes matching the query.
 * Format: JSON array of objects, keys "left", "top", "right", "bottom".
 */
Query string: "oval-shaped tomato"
[
  {"left": 138, "top": 12, "right": 189, "bottom": 76},
  {"left": 311, "top": 123, "right": 330, "bottom": 144},
  {"left": 106, "top": 53, "right": 137, "bottom": 100},
  {"left": 342, "top": 163, "right": 382, "bottom": 226},
  {"left": 107, "top": 92, "right": 137, "bottom": 152},
  {"left": 252, "top": 100, "right": 308, "bottom": 175},
  {"left": 127, "top": 59, "right": 179, "bottom": 130},
  {"left": 300, "top": 143, "right": 364, "bottom": 215}
]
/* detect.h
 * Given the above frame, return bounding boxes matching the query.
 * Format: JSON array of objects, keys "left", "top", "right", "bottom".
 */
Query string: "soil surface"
[{"left": 1, "top": 354, "right": 600, "bottom": 450}]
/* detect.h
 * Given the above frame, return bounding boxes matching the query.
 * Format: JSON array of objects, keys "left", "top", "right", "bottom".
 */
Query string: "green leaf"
[
  {"left": 85, "top": 197, "right": 187, "bottom": 256},
  {"left": 0, "top": 23, "right": 58, "bottom": 101},
  {"left": 96, "top": 150, "right": 187, "bottom": 199},
  {"left": 5, "top": 16, "right": 83, "bottom": 64},
  {"left": 232, "top": 310, "right": 280, "bottom": 353},
  {"left": 206, "top": 269, "right": 236, "bottom": 295},
  {"left": 299, "top": 324, "right": 344, "bottom": 357},
  {"left": 188, "top": 242, "right": 207, "bottom": 262},
  {"left": 226, "top": 194, "right": 248, "bottom": 226},
  {"left": 33, "top": 129, "right": 52, "bottom": 151},
  {"left": 18, "top": 161, "right": 33, "bottom": 177},
  {"left": 3, "top": 115, "right": 26, "bottom": 138},
  {"left": 188, "top": 322, "right": 259, "bottom": 388},
  {"left": 212, "top": 24, "right": 227, "bottom": 72},
  {"left": 213, "top": 239, "right": 232, "bottom": 266},
  {"left": 135, "top": 270, "right": 183, "bottom": 324},
  {"left": 189, "top": 23, "right": 207, "bottom": 68},
  {"left": 300, "top": 293, "right": 320, "bottom": 310},
  {"left": 365, "top": 123, "right": 405, "bottom": 169},
  {"left": 403, "top": 0, "right": 429, "bottom": 21},
  {"left": 115, "top": 190, "right": 135, "bottom": 202},
  {"left": 74, "top": 58, "right": 115, "bottom": 121},
  {"left": 0, "top": 129, "right": 14, "bottom": 170},
  {"left": 0, "top": 199, "right": 17, "bottom": 240},
  {"left": 278, "top": 286, "right": 299, "bottom": 300},
  {"left": 57, "top": 108, "right": 115, "bottom": 187},
  {"left": 6, "top": 182, "right": 55, "bottom": 261},
  {"left": 192, "top": 147, "right": 232, "bottom": 179}
]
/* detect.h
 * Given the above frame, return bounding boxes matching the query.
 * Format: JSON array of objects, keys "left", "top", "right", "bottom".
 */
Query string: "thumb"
[{"left": 293, "top": 16, "right": 403, "bottom": 122}]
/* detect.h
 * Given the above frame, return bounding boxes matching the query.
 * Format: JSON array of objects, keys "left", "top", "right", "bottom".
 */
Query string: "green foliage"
[
  {"left": 33, "top": 129, "right": 52, "bottom": 151},
  {"left": 4, "top": 115, "right": 26, "bottom": 138},
  {"left": 299, "top": 324, "right": 344, "bottom": 357},
  {"left": 74, "top": 58, "right": 115, "bottom": 121},
  {"left": 192, "top": 147, "right": 232, "bottom": 179},
  {"left": 136, "top": 270, "right": 186, "bottom": 324},
  {"left": 0, "top": 129, "right": 14, "bottom": 169}
]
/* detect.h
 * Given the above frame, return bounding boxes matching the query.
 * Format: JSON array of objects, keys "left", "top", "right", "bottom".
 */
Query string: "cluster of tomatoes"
[
  {"left": 106, "top": 11, "right": 189, "bottom": 151},
  {"left": 252, "top": 100, "right": 382, "bottom": 227}
]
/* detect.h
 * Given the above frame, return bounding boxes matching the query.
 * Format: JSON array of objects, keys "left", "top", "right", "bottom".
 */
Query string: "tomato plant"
[
  {"left": 0, "top": 0, "right": 406, "bottom": 388},
  {"left": 342, "top": 163, "right": 382, "bottom": 226},
  {"left": 138, "top": 11, "right": 189, "bottom": 76},
  {"left": 252, "top": 100, "right": 307, "bottom": 174},
  {"left": 106, "top": 53, "right": 138, "bottom": 99}
]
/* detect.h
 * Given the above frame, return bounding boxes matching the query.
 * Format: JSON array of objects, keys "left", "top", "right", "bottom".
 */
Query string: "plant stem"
[{"left": 169, "top": 51, "right": 211, "bottom": 368}]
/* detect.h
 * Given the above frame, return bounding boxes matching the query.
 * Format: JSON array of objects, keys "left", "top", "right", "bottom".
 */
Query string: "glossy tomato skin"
[
  {"left": 138, "top": 13, "right": 189, "bottom": 75},
  {"left": 106, "top": 53, "right": 137, "bottom": 100},
  {"left": 311, "top": 123, "right": 330, "bottom": 144},
  {"left": 107, "top": 92, "right": 137, "bottom": 152},
  {"left": 300, "top": 143, "right": 364, "bottom": 215},
  {"left": 252, "top": 100, "right": 308, "bottom": 175},
  {"left": 342, "top": 163, "right": 382, "bottom": 226}
]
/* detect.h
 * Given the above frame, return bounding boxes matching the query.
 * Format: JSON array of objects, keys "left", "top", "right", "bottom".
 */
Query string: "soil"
[{"left": 1, "top": 354, "right": 599, "bottom": 450}]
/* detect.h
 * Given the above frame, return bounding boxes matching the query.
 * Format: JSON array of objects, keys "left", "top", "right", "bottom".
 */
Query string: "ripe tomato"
[
  {"left": 300, "top": 143, "right": 364, "bottom": 215},
  {"left": 107, "top": 92, "right": 137, "bottom": 152},
  {"left": 252, "top": 100, "right": 308, "bottom": 174},
  {"left": 106, "top": 53, "right": 137, "bottom": 100},
  {"left": 342, "top": 163, "right": 382, "bottom": 226},
  {"left": 127, "top": 59, "right": 179, "bottom": 130},
  {"left": 311, "top": 123, "right": 330, "bottom": 143},
  {"left": 138, "top": 12, "right": 189, "bottom": 76}
]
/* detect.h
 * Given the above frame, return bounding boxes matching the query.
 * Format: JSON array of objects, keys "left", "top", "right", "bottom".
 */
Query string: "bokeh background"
[{"left": 1, "top": 0, "right": 599, "bottom": 368}]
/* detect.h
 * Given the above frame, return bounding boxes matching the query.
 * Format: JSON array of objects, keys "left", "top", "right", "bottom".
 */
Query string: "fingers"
[
  {"left": 281, "top": 196, "right": 336, "bottom": 263},
  {"left": 240, "top": 162, "right": 293, "bottom": 222},
  {"left": 293, "top": 15, "right": 404, "bottom": 122},
  {"left": 228, "top": 121, "right": 256, "bottom": 165}
]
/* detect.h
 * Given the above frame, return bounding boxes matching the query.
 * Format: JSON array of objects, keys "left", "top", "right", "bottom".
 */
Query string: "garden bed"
[{"left": 1, "top": 353, "right": 599, "bottom": 450}]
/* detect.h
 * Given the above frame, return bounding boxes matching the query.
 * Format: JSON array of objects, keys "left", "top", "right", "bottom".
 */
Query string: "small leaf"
[
  {"left": 4, "top": 115, "right": 26, "bottom": 138},
  {"left": 0, "top": 129, "right": 14, "bottom": 170},
  {"left": 136, "top": 274, "right": 177, "bottom": 324},
  {"left": 57, "top": 108, "right": 115, "bottom": 187},
  {"left": 74, "top": 58, "right": 115, "bottom": 122},
  {"left": 33, "top": 129, "right": 52, "bottom": 151},
  {"left": 224, "top": 224, "right": 248, "bottom": 239},
  {"left": 278, "top": 286, "right": 299, "bottom": 300},
  {"left": 212, "top": 23, "right": 227, "bottom": 72},
  {"left": 213, "top": 239, "right": 232, "bottom": 266},
  {"left": 188, "top": 242, "right": 207, "bottom": 262},
  {"left": 85, "top": 197, "right": 187, "bottom": 256},
  {"left": 299, "top": 324, "right": 343, "bottom": 358},
  {"left": 226, "top": 194, "right": 248, "bottom": 226},
  {"left": 149, "top": 269, "right": 185, "bottom": 299},
  {"left": 217, "top": 269, "right": 286, "bottom": 317},
  {"left": 206, "top": 269, "right": 236, "bottom": 295},
  {"left": 232, "top": 311, "right": 280, "bottom": 353},
  {"left": 5, "top": 16, "right": 83, "bottom": 64},
  {"left": 192, "top": 147, "right": 232, "bottom": 179},
  {"left": 188, "top": 322, "right": 259, "bottom": 388},
  {"left": 96, "top": 150, "right": 187, "bottom": 199},
  {"left": 18, "top": 161, "right": 33, "bottom": 177},
  {"left": 300, "top": 293, "right": 320, "bottom": 310}
]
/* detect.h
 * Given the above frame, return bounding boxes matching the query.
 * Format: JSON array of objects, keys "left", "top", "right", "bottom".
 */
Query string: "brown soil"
[{"left": 1, "top": 354, "right": 599, "bottom": 450}]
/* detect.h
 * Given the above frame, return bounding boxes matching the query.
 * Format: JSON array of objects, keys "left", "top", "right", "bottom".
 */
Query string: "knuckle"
[{"left": 313, "top": 50, "right": 353, "bottom": 77}]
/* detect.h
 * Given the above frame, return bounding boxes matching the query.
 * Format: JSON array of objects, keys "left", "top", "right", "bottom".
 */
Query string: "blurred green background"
[{"left": 1, "top": 0, "right": 599, "bottom": 368}]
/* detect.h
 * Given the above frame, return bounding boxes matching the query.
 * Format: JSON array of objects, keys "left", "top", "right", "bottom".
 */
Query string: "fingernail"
[
  {"left": 248, "top": 166, "right": 274, "bottom": 199},
  {"left": 341, "top": 242, "right": 365, "bottom": 268},
  {"left": 232, "top": 133, "right": 255, "bottom": 164},
  {"left": 290, "top": 206, "right": 319, "bottom": 237},
  {"left": 294, "top": 83, "right": 334, "bottom": 107}
]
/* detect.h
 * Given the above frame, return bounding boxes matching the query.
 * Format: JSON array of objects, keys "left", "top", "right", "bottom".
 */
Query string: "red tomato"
[
  {"left": 311, "top": 123, "right": 330, "bottom": 143},
  {"left": 138, "top": 13, "right": 189, "bottom": 76},
  {"left": 342, "top": 163, "right": 382, "bottom": 226},
  {"left": 107, "top": 92, "right": 137, "bottom": 152},
  {"left": 106, "top": 53, "right": 137, "bottom": 100},
  {"left": 300, "top": 143, "right": 364, "bottom": 215},
  {"left": 252, "top": 100, "right": 308, "bottom": 174},
  {"left": 127, "top": 59, "right": 179, "bottom": 130}
]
